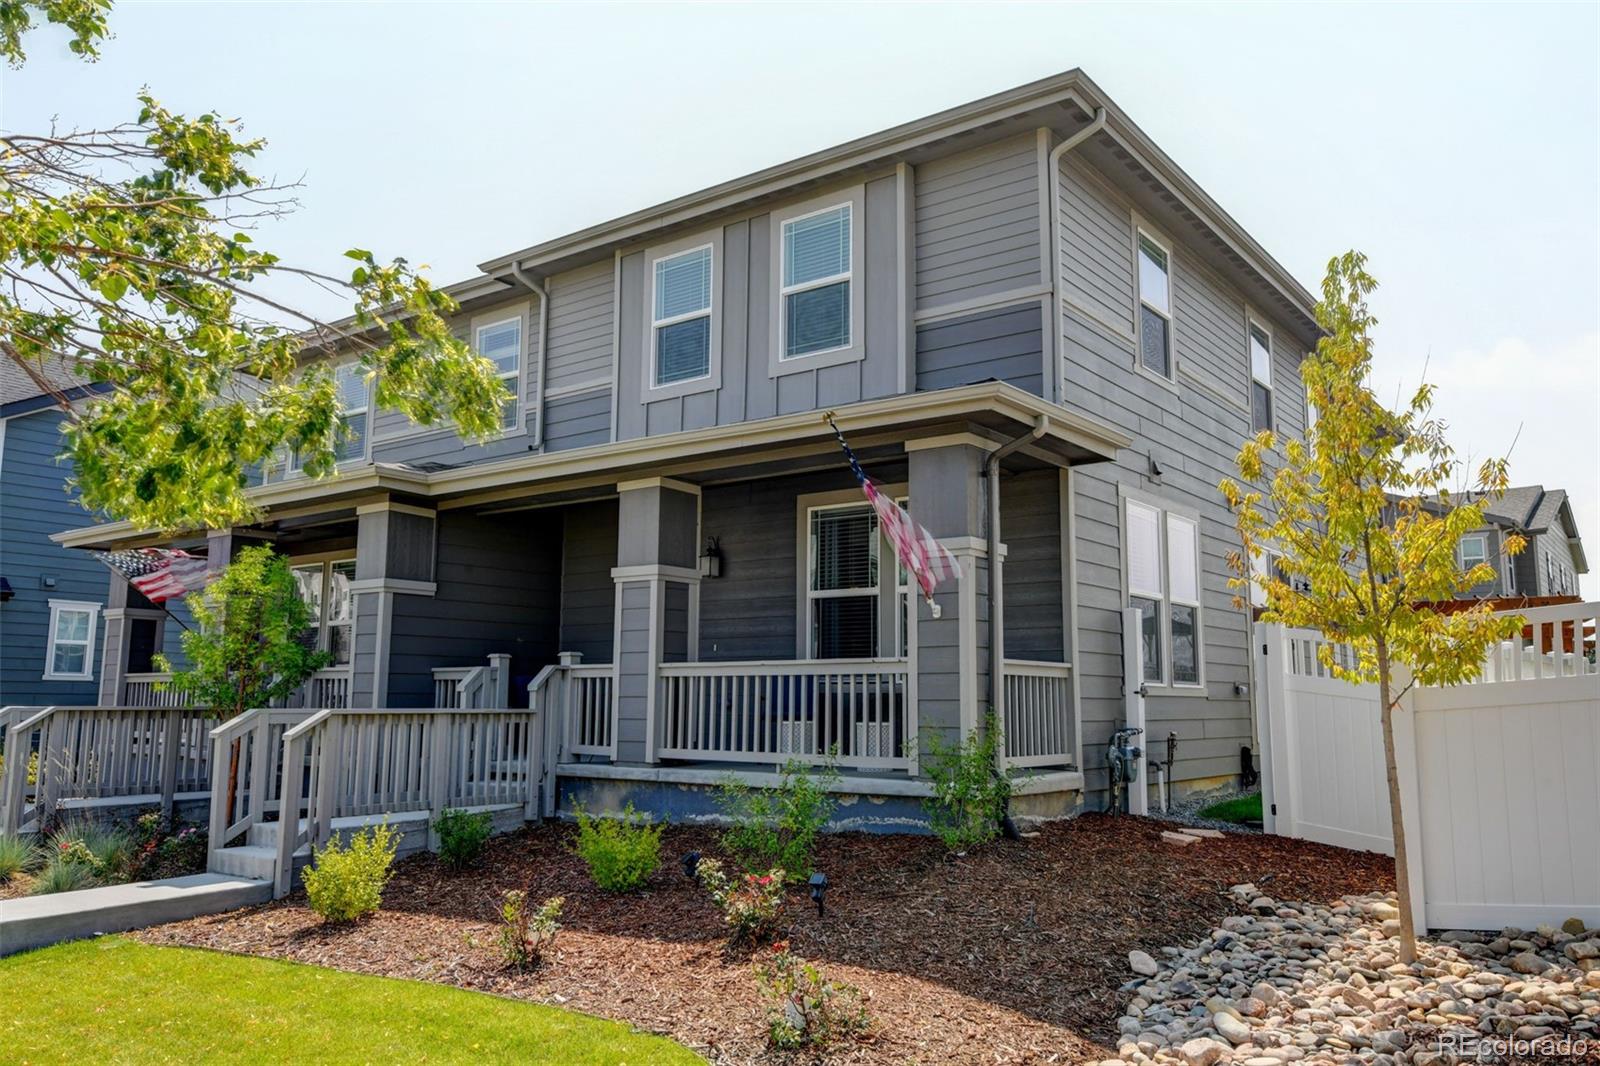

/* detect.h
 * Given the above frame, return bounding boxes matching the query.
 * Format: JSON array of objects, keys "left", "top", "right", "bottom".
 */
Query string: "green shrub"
[
  {"left": 303, "top": 822, "right": 398, "bottom": 923},
  {"left": 922, "top": 715, "right": 1011, "bottom": 853},
  {"left": 433, "top": 808, "right": 493, "bottom": 872},
  {"left": 572, "top": 803, "right": 662, "bottom": 892},
  {"left": 756, "top": 941, "right": 870, "bottom": 1050},
  {"left": 0, "top": 834, "right": 41, "bottom": 882},
  {"left": 0, "top": 751, "right": 39, "bottom": 787},
  {"left": 46, "top": 821, "right": 135, "bottom": 881},
  {"left": 697, "top": 858, "right": 786, "bottom": 946},
  {"left": 30, "top": 856, "right": 96, "bottom": 895},
  {"left": 498, "top": 890, "right": 563, "bottom": 969},
  {"left": 715, "top": 758, "right": 838, "bottom": 880}
]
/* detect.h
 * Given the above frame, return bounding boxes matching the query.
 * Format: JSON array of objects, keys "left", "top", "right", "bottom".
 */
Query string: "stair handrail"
[{"left": 0, "top": 706, "right": 57, "bottom": 835}]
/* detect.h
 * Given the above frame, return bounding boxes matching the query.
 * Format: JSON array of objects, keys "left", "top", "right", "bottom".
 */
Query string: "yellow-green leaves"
[
  {"left": 1221, "top": 251, "right": 1525, "bottom": 696},
  {"left": 0, "top": 0, "right": 109, "bottom": 67}
]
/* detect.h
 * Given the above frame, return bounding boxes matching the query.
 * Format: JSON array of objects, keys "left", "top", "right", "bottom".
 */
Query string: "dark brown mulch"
[{"left": 134, "top": 814, "right": 1393, "bottom": 1064}]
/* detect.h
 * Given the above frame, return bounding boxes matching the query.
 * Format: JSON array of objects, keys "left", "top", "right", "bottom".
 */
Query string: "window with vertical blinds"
[{"left": 808, "top": 504, "right": 879, "bottom": 659}]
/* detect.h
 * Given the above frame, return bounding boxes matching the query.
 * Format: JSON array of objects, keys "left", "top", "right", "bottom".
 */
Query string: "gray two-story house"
[
  {"left": 57, "top": 71, "right": 1324, "bottom": 826},
  {"left": 1453, "top": 486, "right": 1588, "bottom": 600}
]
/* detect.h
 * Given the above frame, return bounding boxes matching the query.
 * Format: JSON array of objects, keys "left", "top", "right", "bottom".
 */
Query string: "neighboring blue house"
[{"left": 1, "top": 358, "right": 183, "bottom": 708}]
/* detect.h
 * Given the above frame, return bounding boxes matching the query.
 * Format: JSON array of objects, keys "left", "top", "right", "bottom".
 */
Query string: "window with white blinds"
[
  {"left": 781, "top": 203, "right": 852, "bottom": 360},
  {"left": 1124, "top": 497, "right": 1204, "bottom": 687},
  {"left": 333, "top": 360, "right": 371, "bottom": 459},
  {"left": 1137, "top": 231, "right": 1173, "bottom": 379},
  {"left": 652, "top": 245, "right": 714, "bottom": 386},
  {"left": 808, "top": 503, "right": 879, "bottom": 659},
  {"left": 475, "top": 316, "right": 522, "bottom": 430}
]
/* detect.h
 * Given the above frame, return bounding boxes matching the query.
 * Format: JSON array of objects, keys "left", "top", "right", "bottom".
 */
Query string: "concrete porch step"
[
  {"left": 209, "top": 845, "right": 280, "bottom": 881},
  {"left": 0, "top": 873, "right": 271, "bottom": 957}
]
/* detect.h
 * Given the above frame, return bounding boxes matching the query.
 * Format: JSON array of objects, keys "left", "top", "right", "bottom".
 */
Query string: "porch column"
[
  {"left": 349, "top": 501, "right": 437, "bottom": 708},
  {"left": 97, "top": 574, "right": 133, "bottom": 706},
  {"left": 906, "top": 440, "right": 994, "bottom": 767},
  {"left": 611, "top": 477, "right": 700, "bottom": 765}
]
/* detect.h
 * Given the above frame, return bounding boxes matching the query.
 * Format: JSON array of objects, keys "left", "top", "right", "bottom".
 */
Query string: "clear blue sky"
[{"left": 7, "top": 1, "right": 1597, "bottom": 592}]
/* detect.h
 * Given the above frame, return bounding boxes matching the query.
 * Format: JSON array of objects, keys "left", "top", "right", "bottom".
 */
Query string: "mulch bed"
[{"left": 135, "top": 814, "right": 1393, "bottom": 1064}]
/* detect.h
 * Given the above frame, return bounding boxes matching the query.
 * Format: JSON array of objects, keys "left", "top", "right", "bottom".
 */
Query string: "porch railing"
[
  {"left": 999, "top": 660, "right": 1076, "bottom": 768},
  {"left": 273, "top": 706, "right": 543, "bottom": 896},
  {"left": 205, "top": 707, "right": 313, "bottom": 861},
  {"left": 657, "top": 659, "right": 913, "bottom": 771},
  {"left": 432, "top": 654, "right": 512, "bottom": 709},
  {"left": 0, "top": 705, "right": 214, "bottom": 834},
  {"left": 124, "top": 668, "right": 354, "bottom": 710},
  {"left": 123, "top": 673, "right": 185, "bottom": 708}
]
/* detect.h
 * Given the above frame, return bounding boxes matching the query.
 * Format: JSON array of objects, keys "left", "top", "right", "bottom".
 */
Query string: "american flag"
[
  {"left": 93, "top": 548, "right": 213, "bottom": 604},
  {"left": 825, "top": 414, "right": 961, "bottom": 618}
]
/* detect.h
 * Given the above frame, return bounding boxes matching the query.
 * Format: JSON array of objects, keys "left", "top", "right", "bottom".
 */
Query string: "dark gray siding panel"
[
  {"left": 385, "top": 512, "right": 561, "bottom": 707},
  {"left": 560, "top": 500, "right": 618, "bottom": 663},
  {"left": 1000, "top": 470, "right": 1064, "bottom": 662},
  {"left": 544, "top": 389, "right": 611, "bottom": 452},
  {"left": 1, "top": 409, "right": 110, "bottom": 705},
  {"left": 915, "top": 303, "right": 1044, "bottom": 395},
  {"left": 915, "top": 133, "right": 1042, "bottom": 310}
]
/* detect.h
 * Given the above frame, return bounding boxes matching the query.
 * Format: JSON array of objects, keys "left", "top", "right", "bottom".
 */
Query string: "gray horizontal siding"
[
  {"left": 915, "top": 133, "right": 1042, "bottom": 309},
  {"left": 915, "top": 303, "right": 1044, "bottom": 396},
  {"left": 1058, "top": 158, "right": 1135, "bottom": 337},
  {"left": 560, "top": 500, "right": 618, "bottom": 664},
  {"left": 544, "top": 388, "right": 611, "bottom": 453},
  {"left": 1000, "top": 470, "right": 1064, "bottom": 662},
  {"left": 545, "top": 259, "right": 615, "bottom": 394}
]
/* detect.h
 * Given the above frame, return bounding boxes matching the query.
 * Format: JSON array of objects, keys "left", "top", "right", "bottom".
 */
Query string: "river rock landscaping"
[
  {"left": 133, "top": 814, "right": 1391, "bottom": 1064},
  {"left": 1111, "top": 883, "right": 1599, "bottom": 1066}
]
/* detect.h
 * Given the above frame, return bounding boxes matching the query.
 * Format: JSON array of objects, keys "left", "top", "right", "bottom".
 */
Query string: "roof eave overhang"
[{"left": 53, "top": 383, "right": 1130, "bottom": 550}]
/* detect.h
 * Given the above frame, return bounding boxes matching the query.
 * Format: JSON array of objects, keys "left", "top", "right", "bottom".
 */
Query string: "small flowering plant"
[
  {"left": 498, "top": 890, "right": 564, "bottom": 970},
  {"left": 696, "top": 858, "right": 786, "bottom": 946},
  {"left": 755, "top": 940, "right": 870, "bottom": 1050}
]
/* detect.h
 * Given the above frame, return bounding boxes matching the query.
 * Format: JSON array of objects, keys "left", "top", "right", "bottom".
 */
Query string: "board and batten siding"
[
  {"left": 914, "top": 132, "right": 1043, "bottom": 310},
  {"left": 615, "top": 175, "right": 902, "bottom": 441},
  {"left": 1054, "top": 149, "right": 1311, "bottom": 804}
]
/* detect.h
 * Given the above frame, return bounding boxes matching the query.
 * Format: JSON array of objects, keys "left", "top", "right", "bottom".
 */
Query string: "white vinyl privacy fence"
[{"left": 1254, "top": 602, "right": 1600, "bottom": 931}]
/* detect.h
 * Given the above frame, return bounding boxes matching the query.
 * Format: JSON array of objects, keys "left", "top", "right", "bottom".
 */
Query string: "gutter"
[
  {"left": 1045, "top": 108, "right": 1108, "bottom": 402},
  {"left": 508, "top": 265, "right": 551, "bottom": 449}
]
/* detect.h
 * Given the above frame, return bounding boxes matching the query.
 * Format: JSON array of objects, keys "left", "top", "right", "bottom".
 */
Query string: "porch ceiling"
[{"left": 53, "top": 382, "right": 1130, "bottom": 549}]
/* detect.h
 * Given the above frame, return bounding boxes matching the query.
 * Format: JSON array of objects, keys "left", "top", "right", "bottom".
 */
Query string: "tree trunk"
[
  {"left": 225, "top": 737, "right": 241, "bottom": 828},
  {"left": 1375, "top": 637, "right": 1418, "bottom": 964}
]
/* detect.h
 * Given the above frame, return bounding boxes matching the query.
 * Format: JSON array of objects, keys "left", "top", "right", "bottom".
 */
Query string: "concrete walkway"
[{"left": 0, "top": 873, "right": 270, "bottom": 957}]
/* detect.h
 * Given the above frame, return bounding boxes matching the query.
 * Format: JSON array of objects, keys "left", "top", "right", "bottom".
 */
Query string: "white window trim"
[
  {"left": 648, "top": 241, "right": 716, "bottom": 392},
  {"left": 270, "top": 357, "right": 375, "bottom": 482},
  {"left": 290, "top": 557, "right": 356, "bottom": 667},
  {"left": 1118, "top": 487, "right": 1206, "bottom": 692},
  {"left": 1132, "top": 218, "right": 1177, "bottom": 388},
  {"left": 1246, "top": 315, "right": 1275, "bottom": 434},
  {"left": 472, "top": 307, "right": 529, "bottom": 440},
  {"left": 640, "top": 230, "right": 722, "bottom": 403},
  {"left": 793, "top": 485, "right": 906, "bottom": 661},
  {"left": 769, "top": 186, "right": 867, "bottom": 378},
  {"left": 43, "top": 599, "right": 100, "bottom": 681},
  {"left": 1459, "top": 533, "right": 1488, "bottom": 571}
]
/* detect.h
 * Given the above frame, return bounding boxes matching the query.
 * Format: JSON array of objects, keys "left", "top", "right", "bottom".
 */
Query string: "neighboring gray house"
[
  {"left": 58, "top": 71, "right": 1328, "bottom": 825},
  {"left": 1451, "top": 486, "right": 1588, "bottom": 600},
  {"left": 1, "top": 360, "right": 185, "bottom": 707}
]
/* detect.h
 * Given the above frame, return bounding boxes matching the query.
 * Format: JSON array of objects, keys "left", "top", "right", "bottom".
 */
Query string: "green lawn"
[
  {"left": 1197, "top": 792, "right": 1263, "bottom": 824},
  {"left": 0, "top": 937, "right": 702, "bottom": 1065}
]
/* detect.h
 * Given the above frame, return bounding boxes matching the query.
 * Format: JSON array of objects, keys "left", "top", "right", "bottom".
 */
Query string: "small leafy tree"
[
  {"left": 3, "top": 1, "right": 508, "bottom": 533},
  {"left": 158, "top": 545, "right": 328, "bottom": 718},
  {"left": 715, "top": 758, "right": 838, "bottom": 881},
  {"left": 1220, "top": 251, "right": 1524, "bottom": 963},
  {"left": 921, "top": 713, "right": 1011, "bottom": 852}
]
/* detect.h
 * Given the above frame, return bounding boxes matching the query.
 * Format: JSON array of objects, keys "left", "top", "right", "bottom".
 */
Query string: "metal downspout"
[
  {"left": 1046, "top": 108, "right": 1107, "bottom": 402},
  {"left": 509, "top": 263, "right": 550, "bottom": 449}
]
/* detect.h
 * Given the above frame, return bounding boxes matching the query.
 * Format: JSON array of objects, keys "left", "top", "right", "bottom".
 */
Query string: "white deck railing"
[
  {"left": 1478, "top": 601, "right": 1597, "bottom": 682},
  {"left": 272, "top": 706, "right": 543, "bottom": 896},
  {"left": 999, "top": 659, "right": 1076, "bottom": 768},
  {"left": 657, "top": 659, "right": 913, "bottom": 771},
  {"left": 0, "top": 705, "right": 214, "bottom": 834},
  {"left": 123, "top": 673, "right": 185, "bottom": 708},
  {"left": 125, "top": 668, "right": 355, "bottom": 710}
]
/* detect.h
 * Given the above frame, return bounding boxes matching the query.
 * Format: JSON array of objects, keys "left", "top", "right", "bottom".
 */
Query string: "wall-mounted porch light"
[{"left": 698, "top": 537, "right": 723, "bottom": 579}]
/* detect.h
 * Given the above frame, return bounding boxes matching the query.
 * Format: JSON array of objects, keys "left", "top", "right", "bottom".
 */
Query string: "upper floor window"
[
  {"left": 781, "top": 203, "right": 853, "bottom": 360},
  {"left": 1248, "top": 322, "right": 1274, "bottom": 433},
  {"left": 475, "top": 316, "right": 522, "bottom": 430},
  {"left": 333, "top": 361, "right": 370, "bottom": 461},
  {"left": 1459, "top": 534, "right": 1488, "bottom": 573},
  {"left": 1125, "top": 497, "right": 1202, "bottom": 687},
  {"left": 651, "top": 244, "right": 714, "bottom": 387},
  {"left": 1136, "top": 231, "right": 1172, "bottom": 379},
  {"left": 44, "top": 599, "right": 99, "bottom": 680}
]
